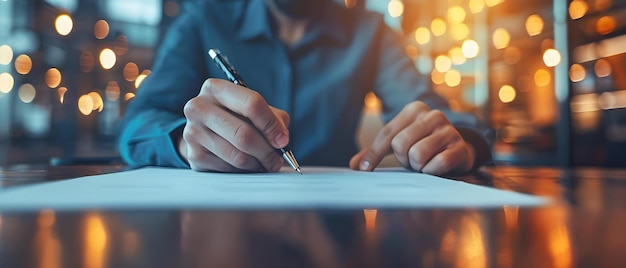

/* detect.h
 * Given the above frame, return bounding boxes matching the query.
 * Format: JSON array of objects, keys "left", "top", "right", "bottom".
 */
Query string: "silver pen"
[{"left": 208, "top": 48, "right": 302, "bottom": 174}]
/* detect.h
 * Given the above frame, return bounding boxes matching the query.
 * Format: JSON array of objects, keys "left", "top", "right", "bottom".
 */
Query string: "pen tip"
[{"left": 296, "top": 168, "right": 302, "bottom": 175}]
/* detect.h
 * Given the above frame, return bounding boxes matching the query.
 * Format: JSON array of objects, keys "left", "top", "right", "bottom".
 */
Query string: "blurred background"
[{"left": 0, "top": 0, "right": 625, "bottom": 167}]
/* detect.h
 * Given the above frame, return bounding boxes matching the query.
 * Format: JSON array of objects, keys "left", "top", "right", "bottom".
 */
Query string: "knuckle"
[
  {"left": 390, "top": 135, "right": 406, "bottom": 154},
  {"left": 230, "top": 150, "right": 252, "bottom": 168},
  {"left": 380, "top": 125, "right": 395, "bottom": 139},
  {"left": 408, "top": 146, "right": 427, "bottom": 167},
  {"left": 428, "top": 109, "right": 449, "bottom": 124},
  {"left": 183, "top": 99, "right": 199, "bottom": 118},
  {"left": 233, "top": 125, "right": 255, "bottom": 148},
  {"left": 244, "top": 92, "right": 266, "bottom": 114},
  {"left": 436, "top": 154, "right": 454, "bottom": 171}
]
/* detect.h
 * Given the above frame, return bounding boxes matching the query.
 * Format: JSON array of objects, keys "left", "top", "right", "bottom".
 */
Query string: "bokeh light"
[
  {"left": 94, "top": 20, "right": 110, "bottom": 40},
  {"left": 0, "top": 73, "right": 14, "bottom": 93},
  {"left": 447, "top": 6, "right": 466, "bottom": 24},
  {"left": 388, "top": 0, "right": 404, "bottom": 18},
  {"left": 462, "top": 39, "right": 479, "bottom": 58},
  {"left": 435, "top": 55, "right": 452, "bottom": 73},
  {"left": 595, "top": 0, "right": 612, "bottom": 11},
  {"left": 449, "top": 47, "right": 466, "bottom": 65},
  {"left": 135, "top": 70, "right": 151, "bottom": 89},
  {"left": 124, "top": 92, "right": 136, "bottom": 101},
  {"left": 14, "top": 54, "right": 32, "bottom": 75},
  {"left": 164, "top": 1, "right": 180, "bottom": 17},
  {"left": 492, "top": 28, "right": 510, "bottom": 49},
  {"left": 534, "top": 69, "right": 551, "bottom": 87},
  {"left": 55, "top": 14, "right": 73, "bottom": 36},
  {"left": 596, "top": 16, "right": 616, "bottom": 35},
  {"left": 485, "top": 0, "right": 504, "bottom": 7},
  {"left": 124, "top": 62, "right": 139, "bottom": 81},
  {"left": 595, "top": 59, "right": 612, "bottom": 77},
  {"left": 0, "top": 45, "right": 13, "bottom": 65},
  {"left": 99, "top": 48, "right": 116, "bottom": 70},
  {"left": 57, "top": 87, "right": 68, "bottom": 104},
  {"left": 414, "top": 27, "right": 431, "bottom": 45},
  {"left": 431, "top": 18, "right": 447, "bottom": 36},
  {"left": 451, "top": 23, "right": 469, "bottom": 41},
  {"left": 88, "top": 91, "right": 104, "bottom": 112},
  {"left": 525, "top": 14, "right": 544, "bottom": 36},
  {"left": 569, "top": 0, "right": 589, "bottom": 20},
  {"left": 543, "top": 49, "right": 562, "bottom": 67},
  {"left": 364, "top": 92, "right": 381, "bottom": 111},
  {"left": 499, "top": 85, "right": 516, "bottom": 103},
  {"left": 78, "top": 94, "right": 94, "bottom": 115},
  {"left": 444, "top": 69, "right": 461, "bottom": 87},
  {"left": 569, "top": 64, "right": 586, "bottom": 82},
  {"left": 80, "top": 51, "right": 95, "bottom": 72},
  {"left": 105, "top": 81, "right": 121, "bottom": 101},
  {"left": 469, "top": 0, "right": 485, "bottom": 13},
  {"left": 18, "top": 84, "right": 36, "bottom": 103},
  {"left": 431, "top": 70, "right": 445, "bottom": 85},
  {"left": 45, "top": 68, "right": 62, "bottom": 88}
]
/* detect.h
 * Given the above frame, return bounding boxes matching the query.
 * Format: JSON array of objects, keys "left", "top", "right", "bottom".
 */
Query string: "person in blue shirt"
[{"left": 118, "top": 0, "right": 491, "bottom": 175}]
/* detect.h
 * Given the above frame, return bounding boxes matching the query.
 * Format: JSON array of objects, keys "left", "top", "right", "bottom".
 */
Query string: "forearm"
[{"left": 118, "top": 110, "right": 189, "bottom": 168}]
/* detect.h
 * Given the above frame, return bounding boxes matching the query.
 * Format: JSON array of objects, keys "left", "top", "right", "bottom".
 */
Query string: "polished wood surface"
[{"left": 1, "top": 164, "right": 626, "bottom": 268}]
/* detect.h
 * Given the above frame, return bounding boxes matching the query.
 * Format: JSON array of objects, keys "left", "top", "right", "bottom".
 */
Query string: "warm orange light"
[
  {"left": 14, "top": 54, "right": 32, "bottom": 75},
  {"left": 78, "top": 95, "right": 94, "bottom": 115},
  {"left": 499, "top": 85, "right": 516, "bottom": 103},
  {"left": 135, "top": 70, "right": 151, "bottom": 89},
  {"left": 105, "top": 81, "right": 120, "bottom": 101},
  {"left": 414, "top": 27, "right": 431, "bottom": 45},
  {"left": 469, "top": 0, "right": 485, "bottom": 13},
  {"left": 569, "top": 64, "right": 586, "bottom": 82},
  {"left": 83, "top": 213, "right": 108, "bottom": 268},
  {"left": 594, "top": 59, "right": 612, "bottom": 77},
  {"left": 431, "top": 18, "right": 447, "bottom": 37},
  {"left": 99, "top": 48, "right": 116, "bottom": 70},
  {"left": 88, "top": 92, "right": 104, "bottom": 112},
  {"left": 462, "top": 39, "right": 479, "bottom": 58},
  {"left": 596, "top": 16, "right": 616, "bottom": 35},
  {"left": 0, "top": 45, "right": 12, "bottom": 65},
  {"left": 405, "top": 45, "right": 418, "bottom": 59},
  {"left": 123, "top": 62, "right": 139, "bottom": 81},
  {"left": 595, "top": 0, "right": 612, "bottom": 10},
  {"left": 526, "top": 14, "right": 544, "bottom": 36},
  {"left": 364, "top": 92, "right": 382, "bottom": 113},
  {"left": 485, "top": 0, "right": 504, "bottom": 7},
  {"left": 445, "top": 69, "right": 461, "bottom": 87},
  {"left": 543, "top": 49, "right": 562, "bottom": 67},
  {"left": 569, "top": 0, "right": 589, "bottom": 20},
  {"left": 18, "top": 83, "right": 36, "bottom": 103},
  {"left": 0, "top": 72, "right": 14, "bottom": 93},
  {"left": 58, "top": 87, "right": 68, "bottom": 104},
  {"left": 124, "top": 92, "right": 136, "bottom": 101},
  {"left": 55, "top": 14, "right": 73, "bottom": 36},
  {"left": 449, "top": 47, "right": 466, "bottom": 65},
  {"left": 431, "top": 70, "right": 445, "bottom": 85},
  {"left": 447, "top": 6, "right": 466, "bottom": 24},
  {"left": 94, "top": 20, "right": 110, "bottom": 40},
  {"left": 451, "top": 23, "right": 469, "bottom": 41},
  {"left": 363, "top": 209, "right": 377, "bottom": 232},
  {"left": 387, "top": 0, "right": 404, "bottom": 18},
  {"left": 534, "top": 69, "right": 551, "bottom": 87},
  {"left": 80, "top": 51, "right": 95, "bottom": 73},
  {"left": 38, "top": 210, "right": 56, "bottom": 228},
  {"left": 435, "top": 55, "right": 452, "bottom": 73},
  {"left": 492, "top": 28, "right": 510, "bottom": 49},
  {"left": 45, "top": 68, "right": 62, "bottom": 88}
]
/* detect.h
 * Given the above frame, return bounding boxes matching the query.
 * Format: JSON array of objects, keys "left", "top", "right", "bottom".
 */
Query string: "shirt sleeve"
[
  {"left": 117, "top": 2, "right": 207, "bottom": 168},
  {"left": 370, "top": 17, "right": 492, "bottom": 170}
]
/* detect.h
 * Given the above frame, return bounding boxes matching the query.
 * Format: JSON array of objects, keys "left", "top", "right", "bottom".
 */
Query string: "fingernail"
[
  {"left": 360, "top": 160, "right": 370, "bottom": 171},
  {"left": 274, "top": 132, "right": 289, "bottom": 147}
]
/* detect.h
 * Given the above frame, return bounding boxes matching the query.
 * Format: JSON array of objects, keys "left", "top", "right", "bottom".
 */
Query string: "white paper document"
[{"left": 0, "top": 167, "right": 546, "bottom": 211}]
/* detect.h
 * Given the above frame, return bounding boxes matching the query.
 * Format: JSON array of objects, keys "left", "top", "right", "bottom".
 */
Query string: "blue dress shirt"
[{"left": 118, "top": 0, "right": 491, "bottom": 169}]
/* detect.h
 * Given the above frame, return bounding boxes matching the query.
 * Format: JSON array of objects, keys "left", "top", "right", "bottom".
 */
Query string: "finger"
[
  {"left": 203, "top": 78, "right": 289, "bottom": 149},
  {"left": 390, "top": 110, "right": 450, "bottom": 168},
  {"left": 270, "top": 106, "right": 290, "bottom": 128},
  {"left": 203, "top": 106, "right": 284, "bottom": 172},
  {"left": 184, "top": 123, "right": 263, "bottom": 172},
  {"left": 421, "top": 144, "right": 469, "bottom": 175},
  {"left": 349, "top": 148, "right": 368, "bottom": 170},
  {"left": 357, "top": 102, "right": 430, "bottom": 171},
  {"left": 406, "top": 127, "right": 457, "bottom": 171}
]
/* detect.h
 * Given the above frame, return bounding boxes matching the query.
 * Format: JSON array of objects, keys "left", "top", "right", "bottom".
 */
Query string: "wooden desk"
[{"left": 1, "top": 165, "right": 625, "bottom": 267}]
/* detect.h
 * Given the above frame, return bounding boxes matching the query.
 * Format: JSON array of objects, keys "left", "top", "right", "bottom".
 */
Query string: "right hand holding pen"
[{"left": 178, "top": 78, "right": 290, "bottom": 173}]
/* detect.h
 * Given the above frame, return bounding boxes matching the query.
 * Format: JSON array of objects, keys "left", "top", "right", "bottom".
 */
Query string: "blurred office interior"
[{"left": 0, "top": 0, "right": 625, "bottom": 167}]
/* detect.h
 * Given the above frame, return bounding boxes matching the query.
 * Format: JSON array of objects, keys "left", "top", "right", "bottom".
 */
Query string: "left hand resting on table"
[{"left": 350, "top": 101, "right": 475, "bottom": 175}]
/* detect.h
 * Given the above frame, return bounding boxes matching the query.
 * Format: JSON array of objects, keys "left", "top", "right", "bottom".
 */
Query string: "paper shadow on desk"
[{"left": 0, "top": 167, "right": 547, "bottom": 211}]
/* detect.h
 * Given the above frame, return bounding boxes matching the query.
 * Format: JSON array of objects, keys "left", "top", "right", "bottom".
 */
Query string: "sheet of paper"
[{"left": 0, "top": 167, "right": 546, "bottom": 211}]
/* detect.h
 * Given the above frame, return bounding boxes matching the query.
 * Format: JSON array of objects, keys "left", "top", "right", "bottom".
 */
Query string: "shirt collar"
[{"left": 237, "top": 0, "right": 349, "bottom": 45}]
